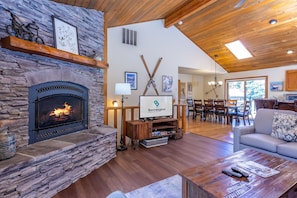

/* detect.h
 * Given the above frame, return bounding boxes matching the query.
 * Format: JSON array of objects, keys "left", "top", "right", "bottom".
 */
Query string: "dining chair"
[
  {"left": 203, "top": 99, "right": 215, "bottom": 121},
  {"left": 226, "top": 99, "right": 238, "bottom": 124},
  {"left": 236, "top": 100, "right": 252, "bottom": 125},
  {"left": 186, "top": 98, "right": 195, "bottom": 119},
  {"left": 214, "top": 99, "right": 227, "bottom": 123},
  {"left": 193, "top": 99, "right": 204, "bottom": 120}
]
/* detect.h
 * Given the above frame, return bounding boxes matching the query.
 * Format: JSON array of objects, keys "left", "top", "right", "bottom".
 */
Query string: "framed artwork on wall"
[
  {"left": 162, "top": 75, "right": 173, "bottom": 92},
  {"left": 125, "top": 72, "right": 137, "bottom": 90},
  {"left": 270, "top": 81, "right": 283, "bottom": 91},
  {"left": 52, "top": 16, "right": 79, "bottom": 54}
]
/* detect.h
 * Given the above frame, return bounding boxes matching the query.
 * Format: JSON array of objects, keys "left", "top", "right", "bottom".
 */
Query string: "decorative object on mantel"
[
  {"left": 140, "top": 55, "right": 162, "bottom": 95},
  {"left": 0, "top": 127, "right": 16, "bottom": 161},
  {"left": 0, "top": 36, "right": 108, "bottom": 69},
  {"left": 89, "top": 50, "right": 103, "bottom": 61},
  {"left": 115, "top": 83, "right": 131, "bottom": 151},
  {"left": 5, "top": 10, "right": 44, "bottom": 44},
  {"left": 52, "top": 16, "right": 79, "bottom": 55}
]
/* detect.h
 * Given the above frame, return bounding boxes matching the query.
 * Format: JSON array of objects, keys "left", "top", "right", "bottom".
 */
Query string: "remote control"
[
  {"left": 231, "top": 166, "right": 249, "bottom": 177},
  {"left": 222, "top": 168, "right": 242, "bottom": 178}
]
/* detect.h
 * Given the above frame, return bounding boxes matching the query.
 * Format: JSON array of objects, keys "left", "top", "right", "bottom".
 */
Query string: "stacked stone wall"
[
  {"left": 0, "top": 127, "right": 117, "bottom": 198},
  {"left": 0, "top": 0, "right": 105, "bottom": 148}
]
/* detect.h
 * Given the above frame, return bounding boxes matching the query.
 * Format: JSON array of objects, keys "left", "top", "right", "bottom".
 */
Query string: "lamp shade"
[{"left": 115, "top": 83, "right": 131, "bottom": 95}]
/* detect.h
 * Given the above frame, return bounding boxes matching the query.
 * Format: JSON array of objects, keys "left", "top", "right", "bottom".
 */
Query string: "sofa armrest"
[{"left": 233, "top": 125, "right": 255, "bottom": 152}]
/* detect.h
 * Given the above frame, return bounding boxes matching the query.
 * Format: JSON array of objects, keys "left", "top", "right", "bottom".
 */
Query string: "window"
[{"left": 226, "top": 76, "right": 267, "bottom": 116}]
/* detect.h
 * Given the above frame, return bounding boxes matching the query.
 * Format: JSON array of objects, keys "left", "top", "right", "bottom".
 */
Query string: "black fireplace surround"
[{"left": 29, "top": 81, "right": 88, "bottom": 144}]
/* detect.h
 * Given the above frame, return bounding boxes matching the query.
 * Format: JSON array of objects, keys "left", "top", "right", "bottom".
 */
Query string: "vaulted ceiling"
[{"left": 53, "top": 0, "right": 297, "bottom": 73}]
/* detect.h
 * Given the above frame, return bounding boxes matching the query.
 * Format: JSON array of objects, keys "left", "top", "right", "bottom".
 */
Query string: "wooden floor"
[{"left": 54, "top": 116, "right": 250, "bottom": 198}]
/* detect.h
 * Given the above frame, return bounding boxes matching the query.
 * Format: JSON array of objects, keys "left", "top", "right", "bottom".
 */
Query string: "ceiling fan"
[{"left": 234, "top": 0, "right": 246, "bottom": 9}]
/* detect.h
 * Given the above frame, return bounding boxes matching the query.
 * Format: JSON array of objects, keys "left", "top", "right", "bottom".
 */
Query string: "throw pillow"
[{"left": 271, "top": 112, "right": 297, "bottom": 142}]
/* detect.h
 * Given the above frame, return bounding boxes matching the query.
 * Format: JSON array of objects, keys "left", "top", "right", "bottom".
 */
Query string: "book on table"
[{"left": 237, "top": 161, "right": 280, "bottom": 178}]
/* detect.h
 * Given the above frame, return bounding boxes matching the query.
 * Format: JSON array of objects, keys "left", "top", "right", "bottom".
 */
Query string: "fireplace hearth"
[{"left": 28, "top": 81, "right": 88, "bottom": 144}]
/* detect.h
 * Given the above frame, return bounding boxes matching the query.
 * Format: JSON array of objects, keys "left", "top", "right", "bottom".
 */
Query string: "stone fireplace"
[
  {"left": 28, "top": 81, "right": 89, "bottom": 144},
  {"left": 0, "top": 1, "right": 117, "bottom": 197}
]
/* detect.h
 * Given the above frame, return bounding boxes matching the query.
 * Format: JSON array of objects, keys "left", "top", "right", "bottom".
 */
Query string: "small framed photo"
[
  {"left": 270, "top": 81, "right": 283, "bottom": 91},
  {"left": 162, "top": 75, "right": 173, "bottom": 92},
  {"left": 125, "top": 72, "right": 137, "bottom": 90},
  {"left": 52, "top": 16, "right": 79, "bottom": 54}
]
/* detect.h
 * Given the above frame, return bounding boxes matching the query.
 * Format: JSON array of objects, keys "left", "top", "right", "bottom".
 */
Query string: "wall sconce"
[{"left": 112, "top": 100, "right": 118, "bottom": 107}]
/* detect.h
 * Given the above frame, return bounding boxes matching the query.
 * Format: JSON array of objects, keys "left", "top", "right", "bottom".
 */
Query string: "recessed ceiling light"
[
  {"left": 178, "top": 21, "right": 183, "bottom": 25},
  {"left": 287, "top": 50, "right": 294, "bottom": 54},
  {"left": 225, "top": 40, "right": 253, "bottom": 60},
  {"left": 269, "top": 19, "right": 277, "bottom": 25}
]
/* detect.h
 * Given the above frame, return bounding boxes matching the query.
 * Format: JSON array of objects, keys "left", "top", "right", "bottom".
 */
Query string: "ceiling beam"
[{"left": 164, "top": 0, "right": 218, "bottom": 28}]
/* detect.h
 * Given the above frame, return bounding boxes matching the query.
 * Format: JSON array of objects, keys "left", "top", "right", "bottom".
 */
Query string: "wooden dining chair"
[
  {"left": 193, "top": 99, "right": 204, "bottom": 120},
  {"left": 214, "top": 99, "right": 227, "bottom": 123},
  {"left": 203, "top": 99, "right": 215, "bottom": 121},
  {"left": 226, "top": 99, "right": 238, "bottom": 124},
  {"left": 236, "top": 100, "right": 252, "bottom": 125},
  {"left": 186, "top": 98, "right": 195, "bottom": 119}
]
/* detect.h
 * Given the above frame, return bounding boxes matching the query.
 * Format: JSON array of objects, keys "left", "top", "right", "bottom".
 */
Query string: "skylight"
[{"left": 225, "top": 40, "right": 253, "bottom": 60}]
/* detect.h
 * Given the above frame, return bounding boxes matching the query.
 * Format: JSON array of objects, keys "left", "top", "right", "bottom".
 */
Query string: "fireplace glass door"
[{"left": 29, "top": 81, "right": 88, "bottom": 144}]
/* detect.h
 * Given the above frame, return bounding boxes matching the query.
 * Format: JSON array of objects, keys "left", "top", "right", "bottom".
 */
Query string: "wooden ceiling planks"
[{"left": 53, "top": 0, "right": 297, "bottom": 73}]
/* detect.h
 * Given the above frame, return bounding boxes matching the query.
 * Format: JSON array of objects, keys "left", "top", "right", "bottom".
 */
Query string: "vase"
[{"left": 0, "top": 128, "right": 16, "bottom": 160}]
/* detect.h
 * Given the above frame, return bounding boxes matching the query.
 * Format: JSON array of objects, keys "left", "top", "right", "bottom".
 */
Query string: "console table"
[
  {"left": 180, "top": 149, "right": 297, "bottom": 198},
  {"left": 126, "top": 118, "right": 179, "bottom": 148}
]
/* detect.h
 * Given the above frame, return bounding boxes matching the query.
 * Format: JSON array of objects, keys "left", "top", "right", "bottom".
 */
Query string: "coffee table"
[{"left": 180, "top": 149, "right": 297, "bottom": 198}]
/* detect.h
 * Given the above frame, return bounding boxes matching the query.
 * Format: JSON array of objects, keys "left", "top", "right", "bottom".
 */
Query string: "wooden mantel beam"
[
  {"left": 0, "top": 36, "right": 108, "bottom": 69},
  {"left": 164, "top": 0, "right": 218, "bottom": 28}
]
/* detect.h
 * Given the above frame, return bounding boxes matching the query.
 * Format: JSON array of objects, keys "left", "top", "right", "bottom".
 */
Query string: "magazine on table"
[{"left": 237, "top": 161, "right": 280, "bottom": 178}]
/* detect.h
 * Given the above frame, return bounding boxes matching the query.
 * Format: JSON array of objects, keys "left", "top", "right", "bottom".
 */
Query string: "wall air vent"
[{"left": 122, "top": 28, "right": 137, "bottom": 46}]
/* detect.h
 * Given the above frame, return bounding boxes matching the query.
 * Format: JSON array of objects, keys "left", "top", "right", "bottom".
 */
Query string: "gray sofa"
[{"left": 233, "top": 108, "right": 297, "bottom": 162}]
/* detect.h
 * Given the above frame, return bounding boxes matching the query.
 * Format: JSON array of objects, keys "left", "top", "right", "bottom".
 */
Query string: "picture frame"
[
  {"left": 125, "top": 72, "right": 137, "bottom": 90},
  {"left": 52, "top": 16, "right": 79, "bottom": 54},
  {"left": 270, "top": 81, "right": 283, "bottom": 92},
  {"left": 162, "top": 75, "right": 173, "bottom": 92}
]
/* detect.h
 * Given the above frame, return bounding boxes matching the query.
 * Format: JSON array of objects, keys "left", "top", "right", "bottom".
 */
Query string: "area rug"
[{"left": 125, "top": 174, "right": 181, "bottom": 198}]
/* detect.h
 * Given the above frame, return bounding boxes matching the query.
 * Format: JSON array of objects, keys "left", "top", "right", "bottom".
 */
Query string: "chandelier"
[
  {"left": 206, "top": 55, "right": 223, "bottom": 97},
  {"left": 208, "top": 55, "right": 222, "bottom": 87}
]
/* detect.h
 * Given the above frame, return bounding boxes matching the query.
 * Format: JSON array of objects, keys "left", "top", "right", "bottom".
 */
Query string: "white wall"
[
  {"left": 178, "top": 74, "right": 204, "bottom": 100},
  {"left": 107, "top": 20, "right": 215, "bottom": 106}
]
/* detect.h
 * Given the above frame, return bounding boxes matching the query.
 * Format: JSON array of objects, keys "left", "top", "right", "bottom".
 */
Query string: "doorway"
[{"left": 226, "top": 76, "right": 267, "bottom": 116}]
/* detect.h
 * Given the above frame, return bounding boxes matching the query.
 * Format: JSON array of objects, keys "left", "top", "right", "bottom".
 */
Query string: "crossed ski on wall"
[{"left": 140, "top": 55, "right": 163, "bottom": 96}]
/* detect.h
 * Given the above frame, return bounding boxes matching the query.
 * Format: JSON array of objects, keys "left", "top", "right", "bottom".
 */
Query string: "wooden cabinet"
[
  {"left": 126, "top": 118, "right": 179, "bottom": 148},
  {"left": 285, "top": 70, "right": 297, "bottom": 91},
  {"left": 126, "top": 120, "right": 149, "bottom": 142}
]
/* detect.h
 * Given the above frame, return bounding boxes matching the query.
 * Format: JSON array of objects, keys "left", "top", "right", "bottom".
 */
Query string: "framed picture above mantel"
[{"left": 52, "top": 16, "right": 79, "bottom": 55}]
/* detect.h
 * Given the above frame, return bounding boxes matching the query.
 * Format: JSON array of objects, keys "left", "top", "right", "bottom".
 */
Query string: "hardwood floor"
[{"left": 54, "top": 118, "right": 248, "bottom": 198}]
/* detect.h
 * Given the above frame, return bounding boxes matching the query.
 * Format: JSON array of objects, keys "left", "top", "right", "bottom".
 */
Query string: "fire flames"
[{"left": 49, "top": 102, "right": 72, "bottom": 117}]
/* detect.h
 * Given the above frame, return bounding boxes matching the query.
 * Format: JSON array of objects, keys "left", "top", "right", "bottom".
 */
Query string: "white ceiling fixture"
[{"left": 225, "top": 40, "right": 253, "bottom": 60}]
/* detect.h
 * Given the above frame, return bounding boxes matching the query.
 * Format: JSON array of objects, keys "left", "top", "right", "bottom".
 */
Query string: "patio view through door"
[{"left": 226, "top": 76, "right": 267, "bottom": 117}]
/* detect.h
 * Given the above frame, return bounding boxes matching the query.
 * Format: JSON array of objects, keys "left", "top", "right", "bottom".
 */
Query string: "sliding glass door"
[{"left": 226, "top": 76, "right": 267, "bottom": 116}]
